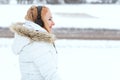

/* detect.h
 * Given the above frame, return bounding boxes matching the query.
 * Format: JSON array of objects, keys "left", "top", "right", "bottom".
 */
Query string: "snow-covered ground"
[
  {"left": 0, "top": 38, "right": 120, "bottom": 80},
  {"left": 0, "top": 4, "right": 120, "bottom": 29}
]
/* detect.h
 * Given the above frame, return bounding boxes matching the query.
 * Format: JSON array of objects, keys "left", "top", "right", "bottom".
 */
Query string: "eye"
[{"left": 48, "top": 18, "right": 52, "bottom": 21}]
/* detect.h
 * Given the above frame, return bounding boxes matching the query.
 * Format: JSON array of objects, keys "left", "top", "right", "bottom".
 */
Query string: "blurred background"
[
  {"left": 0, "top": 0, "right": 120, "bottom": 39},
  {"left": 0, "top": 0, "right": 120, "bottom": 80},
  {"left": 0, "top": 0, "right": 120, "bottom": 4}
]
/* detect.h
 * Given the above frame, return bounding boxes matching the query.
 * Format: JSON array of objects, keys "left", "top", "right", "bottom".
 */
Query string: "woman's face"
[{"left": 42, "top": 9, "right": 55, "bottom": 33}]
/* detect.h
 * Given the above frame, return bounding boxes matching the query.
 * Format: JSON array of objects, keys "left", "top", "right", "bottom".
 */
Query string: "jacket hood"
[
  {"left": 10, "top": 21, "right": 56, "bottom": 43},
  {"left": 10, "top": 21, "right": 56, "bottom": 55}
]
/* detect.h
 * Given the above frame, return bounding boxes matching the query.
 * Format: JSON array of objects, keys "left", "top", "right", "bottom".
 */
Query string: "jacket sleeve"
[{"left": 32, "top": 44, "right": 61, "bottom": 80}]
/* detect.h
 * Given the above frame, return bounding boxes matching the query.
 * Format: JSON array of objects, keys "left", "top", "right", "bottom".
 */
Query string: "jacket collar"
[
  {"left": 24, "top": 20, "right": 46, "bottom": 32},
  {"left": 10, "top": 21, "right": 55, "bottom": 43}
]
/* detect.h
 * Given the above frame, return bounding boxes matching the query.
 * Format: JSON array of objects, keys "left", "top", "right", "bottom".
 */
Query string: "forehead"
[
  {"left": 46, "top": 9, "right": 52, "bottom": 17},
  {"left": 41, "top": 6, "right": 52, "bottom": 18}
]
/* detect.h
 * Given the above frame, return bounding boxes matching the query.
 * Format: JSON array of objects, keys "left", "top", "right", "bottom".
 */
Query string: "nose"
[{"left": 52, "top": 20, "right": 55, "bottom": 26}]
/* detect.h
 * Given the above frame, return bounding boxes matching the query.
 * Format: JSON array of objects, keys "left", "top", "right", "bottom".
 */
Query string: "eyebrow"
[{"left": 49, "top": 16, "right": 52, "bottom": 18}]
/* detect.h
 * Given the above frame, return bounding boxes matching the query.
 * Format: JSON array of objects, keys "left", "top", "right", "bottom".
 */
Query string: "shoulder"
[
  {"left": 25, "top": 41, "right": 53, "bottom": 59},
  {"left": 29, "top": 41, "right": 52, "bottom": 49}
]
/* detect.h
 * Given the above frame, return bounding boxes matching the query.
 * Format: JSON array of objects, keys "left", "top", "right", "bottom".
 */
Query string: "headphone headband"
[{"left": 35, "top": 6, "right": 44, "bottom": 27}]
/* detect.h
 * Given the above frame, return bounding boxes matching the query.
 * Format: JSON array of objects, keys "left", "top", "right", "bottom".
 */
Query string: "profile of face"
[{"left": 41, "top": 7, "right": 55, "bottom": 33}]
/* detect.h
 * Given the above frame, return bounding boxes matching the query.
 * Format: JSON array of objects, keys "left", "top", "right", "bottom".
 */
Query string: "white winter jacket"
[{"left": 10, "top": 21, "right": 61, "bottom": 80}]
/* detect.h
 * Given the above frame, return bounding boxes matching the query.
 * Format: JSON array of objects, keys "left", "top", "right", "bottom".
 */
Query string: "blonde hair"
[
  {"left": 25, "top": 5, "right": 37, "bottom": 21},
  {"left": 25, "top": 5, "right": 49, "bottom": 22}
]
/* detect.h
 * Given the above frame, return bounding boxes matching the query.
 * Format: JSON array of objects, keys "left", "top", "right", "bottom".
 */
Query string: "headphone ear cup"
[{"left": 35, "top": 18, "right": 44, "bottom": 27}]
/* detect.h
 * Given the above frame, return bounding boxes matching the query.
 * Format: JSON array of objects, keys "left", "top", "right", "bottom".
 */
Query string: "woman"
[{"left": 10, "top": 5, "right": 61, "bottom": 80}]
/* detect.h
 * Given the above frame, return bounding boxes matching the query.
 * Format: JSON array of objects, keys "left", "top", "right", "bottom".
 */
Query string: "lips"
[{"left": 49, "top": 26, "right": 52, "bottom": 29}]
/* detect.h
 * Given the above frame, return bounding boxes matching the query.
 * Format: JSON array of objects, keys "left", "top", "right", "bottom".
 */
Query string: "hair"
[
  {"left": 25, "top": 5, "right": 49, "bottom": 28},
  {"left": 25, "top": 5, "right": 37, "bottom": 22}
]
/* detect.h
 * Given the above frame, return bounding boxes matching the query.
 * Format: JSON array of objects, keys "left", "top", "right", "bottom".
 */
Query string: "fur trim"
[{"left": 10, "top": 23, "right": 55, "bottom": 43}]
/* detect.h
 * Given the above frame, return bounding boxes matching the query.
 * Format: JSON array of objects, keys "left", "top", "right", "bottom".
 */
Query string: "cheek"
[
  {"left": 49, "top": 22, "right": 53, "bottom": 28},
  {"left": 43, "top": 19, "right": 49, "bottom": 26},
  {"left": 47, "top": 21, "right": 52, "bottom": 26}
]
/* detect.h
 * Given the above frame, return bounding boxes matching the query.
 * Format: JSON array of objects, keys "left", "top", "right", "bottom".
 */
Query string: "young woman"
[{"left": 10, "top": 5, "right": 61, "bottom": 80}]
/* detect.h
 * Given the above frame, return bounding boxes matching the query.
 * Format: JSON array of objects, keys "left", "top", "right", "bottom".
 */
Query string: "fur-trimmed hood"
[
  {"left": 10, "top": 21, "right": 56, "bottom": 55},
  {"left": 10, "top": 21, "right": 55, "bottom": 43}
]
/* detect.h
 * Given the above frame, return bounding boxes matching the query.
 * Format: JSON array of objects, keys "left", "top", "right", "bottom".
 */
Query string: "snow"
[
  {"left": 1, "top": 38, "right": 120, "bottom": 80},
  {"left": 0, "top": 4, "right": 120, "bottom": 29}
]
